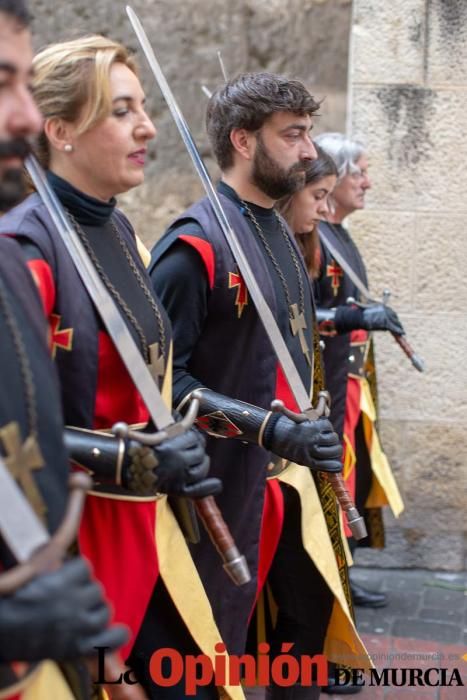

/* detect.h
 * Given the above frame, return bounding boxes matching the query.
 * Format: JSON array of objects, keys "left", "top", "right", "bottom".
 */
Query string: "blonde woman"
[{"left": 0, "top": 36, "right": 237, "bottom": 700}]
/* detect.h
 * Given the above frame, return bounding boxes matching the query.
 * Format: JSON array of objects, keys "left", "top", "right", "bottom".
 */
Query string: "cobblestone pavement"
[{"left": 244, "top": 567, "right": 466, "bottom": 699}]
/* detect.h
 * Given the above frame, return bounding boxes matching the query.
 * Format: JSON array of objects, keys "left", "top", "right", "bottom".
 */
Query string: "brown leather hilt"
[
  {"left": 272, "top": 390, "right": 368, "bottom": 540},
  {"left": 195, "top": 496, "right": 251, "bottom": 586},
  {"left": 327, "top": 472, "right": 354, "bottom": 509},
  {"left": 392, "top": 333, "right": 425, "bottom": 372}
]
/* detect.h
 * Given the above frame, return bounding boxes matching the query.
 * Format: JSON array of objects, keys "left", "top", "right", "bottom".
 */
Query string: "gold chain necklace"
[
  {"left": 0, "top": 277, "right": 46, "bottom": 519},
  {"left": 241, "top": 201, "right": 312, "bottom": 367},
  {"left": 68, "top": 213, "right": 166, "bottom": 383}
]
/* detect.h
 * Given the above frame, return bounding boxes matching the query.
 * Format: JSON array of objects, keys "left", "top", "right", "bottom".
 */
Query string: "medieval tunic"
[
  {"left": 0, "top": 176, "right": 243, "bottom": 700},
  {"left": 151, "top": 183, "right": 369, "bottom": 669},
  {"left": 0, "top": 237, "right": 79, "bottom": 700},
  {"left": 316, "top": 221, "right": 403, "bottom": 545}
]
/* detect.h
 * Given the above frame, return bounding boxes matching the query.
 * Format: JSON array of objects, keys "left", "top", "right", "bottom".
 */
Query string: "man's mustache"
[{"left": 0, "top": 138, "right": 32, "bottom": 161}]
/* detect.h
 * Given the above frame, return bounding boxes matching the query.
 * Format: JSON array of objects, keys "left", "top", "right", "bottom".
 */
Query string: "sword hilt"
[
  {"left": 0, "top": 472, "right": 91, "bottom": 594},
  {"left": 112, "top": 396, "right": 200, "bottom": 445},
  {"left": 346, "top": 296, "right": 425, "bottom": 373},
  {"left": 271, "top": 391, "right": 367, "bottom": 541},
  {"left": 392, "top": 333, "right": 425, "bottom": 372},
  {"left": 113, "top": 395, "right": 251, "bottom": 586}
]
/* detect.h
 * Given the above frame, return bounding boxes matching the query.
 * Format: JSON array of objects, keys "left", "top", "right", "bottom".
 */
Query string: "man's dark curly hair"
[
  {"left": 206, "top": 72, "right": 320, "bottom": 171},
  {"left": 0, "top": 0, "right": 30, "bottom": 27}
]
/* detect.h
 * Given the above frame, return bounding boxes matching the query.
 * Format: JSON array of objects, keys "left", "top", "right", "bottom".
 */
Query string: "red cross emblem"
[
  {"left": 49, "top": 313, "right": 73, "bottom": 358},
  {"left": 326, "top": 259, "right": 343, "bottom": 297},
  {"left": 228, "top": 271, "right": 248, "bottom": 318}
]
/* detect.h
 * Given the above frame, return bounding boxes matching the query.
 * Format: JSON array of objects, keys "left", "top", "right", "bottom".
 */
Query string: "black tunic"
[{"left": 0, "top": 237, "right": 84, "bottom": 697}]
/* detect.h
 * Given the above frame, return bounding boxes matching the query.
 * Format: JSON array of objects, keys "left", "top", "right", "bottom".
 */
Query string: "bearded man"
[{"left": 150, "top": 73, "right": 369, "bottom": 699}]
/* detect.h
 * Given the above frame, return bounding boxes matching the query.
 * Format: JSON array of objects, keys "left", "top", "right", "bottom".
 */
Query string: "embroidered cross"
[
  {"left": 50, "top": 313, "right": 73, "bottom": 358},
  {"left": 289, "top": 303, "right": 311, "bottom": 367},
  {"left": 0, "top": 422, "right": 46, "bottom": 521},
  {"left": 228, "top": 271, "right": 248, "bottom": 319},
  {"left": 148, "top": 342, "right": 165, "bottom": 383},
  {"left": 326, "top": 260, "right": 343, "bottom": 296}
]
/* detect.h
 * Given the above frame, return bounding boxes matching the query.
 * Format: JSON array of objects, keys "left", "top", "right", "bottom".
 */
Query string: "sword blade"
[
  {"left": 25, "top": 155, "right": 173, "bottom": 431},
  {"left": 126, "top": 5, "right": 312, "bottom": 412},
  {"left": 319, "top": 227, "right": 374, "bottom": 303},
  {"left": 0, "top": 456, "right": 49, "bottom": 562}
]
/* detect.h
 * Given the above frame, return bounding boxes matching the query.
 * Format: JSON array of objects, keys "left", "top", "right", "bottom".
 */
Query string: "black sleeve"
[{"left": 150, "top": 236, "right": 211, "bottom": 406}]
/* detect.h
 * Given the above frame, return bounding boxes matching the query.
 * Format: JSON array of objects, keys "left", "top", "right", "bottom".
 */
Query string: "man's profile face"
[
  {"left": 332, "top": 155, "right": 371, "bottom": 215},
  {"left": 250, "top": 111, "right": 317, "bottom": 201},
  {"left": 0, "top": 14, "right": 42, "bottom": 209}
]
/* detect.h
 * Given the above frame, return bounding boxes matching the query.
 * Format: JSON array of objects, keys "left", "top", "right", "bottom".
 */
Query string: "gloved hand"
[
  {"left": 334, "top": 303, "right": 405, "bottom": 335},
  {"left": 265, "top": 415, "right": 343, "bottom": 472},
  {"left": 126, "top": 427, "right": 222, "bottom": 499},
  {"left": 0, "top": 557, "right": 128, "bottom": 663},
  {"left": 361, "top": 303, "right": 405, "bottom": 335}
]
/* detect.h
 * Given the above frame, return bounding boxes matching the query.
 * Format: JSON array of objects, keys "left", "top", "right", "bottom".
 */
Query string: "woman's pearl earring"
[{"left": 64, "top": 144, "right": 73, "bottom": 153}]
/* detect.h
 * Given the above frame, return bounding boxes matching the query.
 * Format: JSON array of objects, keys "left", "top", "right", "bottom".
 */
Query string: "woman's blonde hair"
[{"left": 32, "top": 35, "right": 138, "bottom": 166}]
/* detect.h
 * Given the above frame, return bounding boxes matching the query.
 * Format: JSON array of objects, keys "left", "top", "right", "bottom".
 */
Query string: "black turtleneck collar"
[
  {"left": 217, "top": 181, "right": 276, "bottom": 222},
  {"left": 47, "top": 171, "right": 116, "bottom": 226}
]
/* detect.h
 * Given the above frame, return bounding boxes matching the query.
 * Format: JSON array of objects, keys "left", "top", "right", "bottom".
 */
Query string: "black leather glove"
[
  {"left": 334, "top": 303, "right": 404, "bottom": 335},
  {"left": 126, "top": 427, "right": 222, "bottom": 499},
  {"left": 0, "top": 558, "right": 128, "bottom": 663},
  {"left": 266, "top": 415, "right": 343, "bottom": 472},
  {"left": 361, "top": 303, "right": 404, "bottom": 334}
]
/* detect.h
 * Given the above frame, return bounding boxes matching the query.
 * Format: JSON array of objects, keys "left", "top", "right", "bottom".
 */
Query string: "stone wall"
[
  {"left": 30, "top": 0, "right": 351, "bottom": 238},
  {"left": 349, "top": 0, "right": 466, "bottom": 571}
]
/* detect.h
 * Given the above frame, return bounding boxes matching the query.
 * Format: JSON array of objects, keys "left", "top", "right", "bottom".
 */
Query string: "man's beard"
[
  {"left": 251, "top": 135, "right": 308, "bottom": 201},
  {"left": 0, "top": 138, "right": 31, "bottom": 211}
]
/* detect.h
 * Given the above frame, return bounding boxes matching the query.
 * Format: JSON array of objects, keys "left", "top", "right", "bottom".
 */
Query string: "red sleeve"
[
  {"left": 179, "top": 234, "right": 215, "bottom": 290},
  {"left": 26, "top": 259, "right": 56, "bottom": 316}
]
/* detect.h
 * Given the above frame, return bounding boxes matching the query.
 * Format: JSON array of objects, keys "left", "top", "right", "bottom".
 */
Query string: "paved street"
[{"left": 245, "top": 567, "right": 466, "bottom": 699}]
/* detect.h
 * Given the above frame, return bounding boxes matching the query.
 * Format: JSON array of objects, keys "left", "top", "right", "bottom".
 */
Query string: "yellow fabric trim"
[
  {"left": 17, "top": 662, "right": 73, "bottom": 700},
  {"left": 360, "top": 379, "right": 404, "bottom": 517},
  {"left": 87, "top": 490, "right": 162, "bottom": 501},
  {"left": 136, "top": 234, "right": 152, "bottom": 268},
  {"left": 342, "top": 433, "right": 356, "bottom": 482},
  {"left": 339, "top": 509, "right": 354, "bottom": 567},
  {"left": 161, "top": 342, "right": 173, "bottom": 407},
  {"left": 278, "top": 465, "right": 372, "bottom": 671},
  {"left": 156, "top": 498, "right": 245, "bottom": 700}
]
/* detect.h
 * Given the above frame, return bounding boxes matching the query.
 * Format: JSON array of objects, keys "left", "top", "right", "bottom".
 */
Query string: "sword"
[
  {"left": 0, "top": 461, "right": 148, "bottom": 699},
  {"left": 25, "top": 155, "right": 250, "bottom": 586},
  {"left": 319, "top": 226, "right": 425, "bottom": 372},
  {"left": 126, "top": 5, "right": 367, "bottom": 540}
]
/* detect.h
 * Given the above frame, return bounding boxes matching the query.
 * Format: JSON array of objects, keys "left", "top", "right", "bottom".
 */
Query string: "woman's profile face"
[
  {"left": 290, "top": 174, "right": 336, "bottom": 233},
  {"left": 66, "top": 62, "right": 156, "bottom": 200}
]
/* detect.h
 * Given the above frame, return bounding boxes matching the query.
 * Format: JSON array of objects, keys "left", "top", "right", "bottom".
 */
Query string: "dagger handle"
[
  {"left": 195, "top": 496, "right": 251, "bottom": 586},
  {"left": 391, "top": 333, "right": 425, "bottom": 372}
]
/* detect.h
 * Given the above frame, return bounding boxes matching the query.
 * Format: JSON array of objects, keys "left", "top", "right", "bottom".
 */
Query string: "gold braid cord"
[{"left": 312, "top": 322, "right": 354, "bottom": 619}]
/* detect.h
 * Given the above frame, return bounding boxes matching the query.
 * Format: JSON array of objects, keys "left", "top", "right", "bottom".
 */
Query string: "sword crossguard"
[
  {"left": 112, "top": 396, "right": 200, "bottom": 446},
  {"left": 271, "top": 390, "right": 331, "bottom": 423}
]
